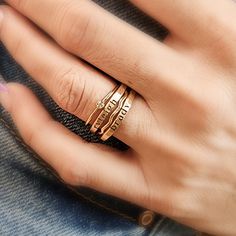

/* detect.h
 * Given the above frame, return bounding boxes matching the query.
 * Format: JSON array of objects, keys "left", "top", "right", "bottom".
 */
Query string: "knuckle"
[
  {"left": 54, "top": 67, "right": 87, "bottom": 116},
  {"left": 157, "top": 189, "right": 188, "bottom": 218},
  {"left": 202, "top": 15, "right": 236, "bottom": 58},
  {"left": 151, "top": 189, "right": 175, "bottom": 216},
  {"left": 59, "top": 163, "right": 91, "bottom": 187},
  {"left": 54, "top": 2, "right": 94, "bottom": 53},
  {"left": 163, "top": 194, "right": 185, "bottom": 218}
]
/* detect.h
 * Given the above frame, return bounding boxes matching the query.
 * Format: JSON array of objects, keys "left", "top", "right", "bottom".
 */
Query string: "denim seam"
[
  {"left": 149, "top": 217, "right": 199, "bottom": 236},
  {"left": 0, "top": 116, "right": 139, "bottom": 223},
  {"left": 149, "top": 217, "right": 167, "bottom": 236}
]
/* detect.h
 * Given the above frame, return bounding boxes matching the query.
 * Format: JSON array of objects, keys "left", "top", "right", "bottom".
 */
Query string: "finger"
[
  {"left": 130, "top": 0, "right": 236, "bottom": 45},
  {"left": 0, "top": 82, "right": 148, "bottom": 204},
  {"left": 0, "top": 6, "right": 151, "bottom": 148},
  {"left": 5, "top": 0, "right": 180, "bottom": 97}
]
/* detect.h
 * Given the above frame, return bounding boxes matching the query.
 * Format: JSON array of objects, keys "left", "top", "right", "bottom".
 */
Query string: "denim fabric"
[{"left": 0, "top": 0, "right": 197, "bottom": 235}]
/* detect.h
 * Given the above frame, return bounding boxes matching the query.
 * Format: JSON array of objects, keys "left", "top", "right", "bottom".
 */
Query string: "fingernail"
[{"left": 0, "top": 82, "right": 10, "bottom": 111}]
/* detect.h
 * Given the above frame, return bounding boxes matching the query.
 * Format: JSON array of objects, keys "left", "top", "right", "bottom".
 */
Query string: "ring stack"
[{"left": 86, "top": 83, "right": 136, "bottom": 141}]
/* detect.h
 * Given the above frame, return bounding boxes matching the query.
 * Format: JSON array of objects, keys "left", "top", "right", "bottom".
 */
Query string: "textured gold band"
[
  {"left": 86, "top": 83, "right": 135, "bottom": 141},
  {"left": 85, "top": 85, "right": 118, "bottom": 126},
  {"left": 90, "top": 84, "right": 127, "bottom": 133},
  {"left": 101, "top": 89, "right": 136, "bottom": 141},
  {"left": 99, "top": 90, "right": 129, "bottom": 135}
]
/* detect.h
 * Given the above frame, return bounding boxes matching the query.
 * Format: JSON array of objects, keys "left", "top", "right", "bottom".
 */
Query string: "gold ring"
[
  {"left": 99, "top": 90, "right": 129, "bottom": 135},
  {"left": 85, "top": 85, "right": 118, "bottom": 126},
  {"left": 101, "top": 89, "right": 136, "bottom": 141},
  {"left": 86, "top": 83, "right": 135, "bottom": 141},
  {"left": 90, "top": 84, "right": 127, "bottom": 133}
]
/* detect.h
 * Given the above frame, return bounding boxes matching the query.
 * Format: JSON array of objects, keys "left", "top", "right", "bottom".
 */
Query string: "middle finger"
[{"left": 6, "top": 0, "right": 180, "bottom": 99}]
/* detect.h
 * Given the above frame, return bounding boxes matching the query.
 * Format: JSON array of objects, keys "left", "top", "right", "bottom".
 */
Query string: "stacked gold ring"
[{"left": 86, "top": 84, "right": 136, "bottom": 141}]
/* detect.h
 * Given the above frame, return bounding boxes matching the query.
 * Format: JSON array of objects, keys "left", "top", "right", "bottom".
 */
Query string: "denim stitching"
[{"left": 0, "top": 116, "right": 138, "bottom": 223}]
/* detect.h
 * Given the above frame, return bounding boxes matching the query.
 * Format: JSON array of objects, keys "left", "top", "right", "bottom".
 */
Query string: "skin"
[{"left": 0, "top": 0, "right": 236, "bottom": 235}]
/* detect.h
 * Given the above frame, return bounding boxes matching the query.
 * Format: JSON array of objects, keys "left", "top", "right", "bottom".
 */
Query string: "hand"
[{"left": 1, "top": 1, "right": 236, "bottom": 235}]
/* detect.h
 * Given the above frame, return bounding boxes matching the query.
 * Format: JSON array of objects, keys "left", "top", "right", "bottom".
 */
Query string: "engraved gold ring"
[{"left": 85, "top": 84, "right": 136, "bottom": 141}]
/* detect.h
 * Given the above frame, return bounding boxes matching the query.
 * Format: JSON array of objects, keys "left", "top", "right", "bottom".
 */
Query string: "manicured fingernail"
[{"left": 0, "top": 82, "right": 10, "bottom": 111}]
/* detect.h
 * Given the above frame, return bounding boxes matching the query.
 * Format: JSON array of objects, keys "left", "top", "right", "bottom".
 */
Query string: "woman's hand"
[{"left": 1, "top": 0, "right": 236, "bottom": 235}]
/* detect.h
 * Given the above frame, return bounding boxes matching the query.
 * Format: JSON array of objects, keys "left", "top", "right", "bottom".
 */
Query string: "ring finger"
[{"left": 0, "top": 6, "right": 152, "bottom": 148}]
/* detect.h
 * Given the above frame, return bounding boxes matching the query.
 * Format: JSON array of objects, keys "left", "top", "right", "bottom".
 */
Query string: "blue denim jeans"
[{"left": 0, "top": 0, "right": 197, "bottom": 235}]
